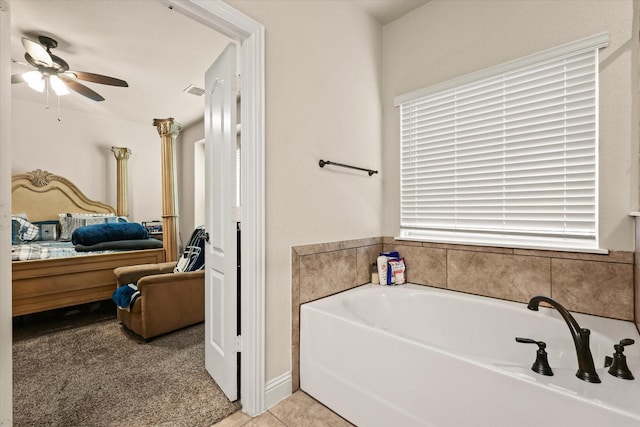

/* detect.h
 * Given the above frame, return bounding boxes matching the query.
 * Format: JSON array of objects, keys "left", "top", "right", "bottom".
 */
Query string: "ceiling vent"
[{"left": 183, "top": 84, "right": 205, "bottom": 96}]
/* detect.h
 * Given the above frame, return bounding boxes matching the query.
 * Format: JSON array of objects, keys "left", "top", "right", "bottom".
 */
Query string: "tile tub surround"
[
  {"left": 291, "top": 237, "right": 383, "bottom": 390},
  {"left": 291, "top": 236, "right": 634, "bottom": 391},
  {"left": 635, "top": 216, "right": 640, "bottom": 332},
  {"left": 384, "top": 237, "right": 634, "bottom": 320}
]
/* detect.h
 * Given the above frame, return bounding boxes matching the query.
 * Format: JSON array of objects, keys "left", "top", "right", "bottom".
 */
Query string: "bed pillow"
[
  {"left": 33, "top": 220, "right": 61, "bottom": 241},
  {"left": 11, "top": 213, "right": 28, "bottom": 244},
  {"left": 58, "top": 213, "right": 118, "bottom": 241},
  {"left": 11, "top": 216, "right": 39, "bottom": 243},
  {"left": 11, "top": 218, "right": 20, "bottom": 244}
]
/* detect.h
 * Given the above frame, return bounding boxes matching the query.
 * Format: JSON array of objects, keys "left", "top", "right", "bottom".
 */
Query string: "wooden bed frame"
[{"left": 12, "top": 169, "right": 165, "bottom": 317}]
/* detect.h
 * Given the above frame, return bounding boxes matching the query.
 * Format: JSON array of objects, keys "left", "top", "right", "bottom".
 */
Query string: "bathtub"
[{"left": 300, "top": 284, "right": 640, "bottom": 427}]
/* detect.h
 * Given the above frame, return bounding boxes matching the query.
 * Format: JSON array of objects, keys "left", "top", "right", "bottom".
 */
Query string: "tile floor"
[{"left": 213, "top": 391, "right": 354, "bottom": 427}]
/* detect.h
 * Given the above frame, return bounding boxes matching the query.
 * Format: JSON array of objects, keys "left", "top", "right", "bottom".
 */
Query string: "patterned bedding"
[{"left": 12, "top": 241, "right": 116, "bottom": 261}]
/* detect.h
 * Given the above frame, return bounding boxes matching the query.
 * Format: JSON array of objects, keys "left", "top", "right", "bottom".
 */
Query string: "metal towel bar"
[{"left": 318, "top": 159, "right": 378, "bottom": 176}]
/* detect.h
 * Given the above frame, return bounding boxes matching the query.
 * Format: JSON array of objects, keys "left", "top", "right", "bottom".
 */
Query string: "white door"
[{"left": 204, "top": 43, "right": 239, "bottom": 401}]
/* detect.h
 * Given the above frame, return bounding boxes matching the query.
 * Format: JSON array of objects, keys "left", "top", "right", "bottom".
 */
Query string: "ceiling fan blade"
[
  {"left": 12, "top": 59, "right": 32, "bottom": 68},
  {"left": 69, "top": 71, "right": 128, "bottom": 87},
  {"left": 11, "top": 74, "right": 26, "bottom": 84},
  {"left": 21, "top": 37, "right": 52, "bottom": 67},
  {"left": 59, "top": 75, "right": 105, "bottom": 101}
]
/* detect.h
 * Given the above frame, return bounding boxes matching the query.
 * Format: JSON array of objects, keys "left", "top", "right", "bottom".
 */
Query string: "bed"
[{"left": 11, "top": 169, "right": 165, "bottom": 317}]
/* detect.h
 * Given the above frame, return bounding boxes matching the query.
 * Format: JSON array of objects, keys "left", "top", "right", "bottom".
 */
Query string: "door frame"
[
  {"left": 0, "top": 1, "right": 12, "bottom": 424},
  {"left": 0, "top": 0, "right": 265, "bottom": 419},
  {"left": 163, "top": 0, "right": 266, "bottom": 416}
]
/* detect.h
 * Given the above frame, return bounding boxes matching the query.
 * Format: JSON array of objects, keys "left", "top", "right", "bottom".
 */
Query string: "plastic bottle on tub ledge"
[
  {"left": 377, "top": 252, "right": 406, "bottom": 285},
  {"left": 370, "top": 262, "right": 379, "bottom": 284},
  {"left": 376, "top": 255, "right": 388, "bottom": 285}
]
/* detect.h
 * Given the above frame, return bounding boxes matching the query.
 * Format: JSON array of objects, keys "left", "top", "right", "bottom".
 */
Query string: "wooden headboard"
[{"left": 11, "top": 169, "right": 116, "bottom": 222}]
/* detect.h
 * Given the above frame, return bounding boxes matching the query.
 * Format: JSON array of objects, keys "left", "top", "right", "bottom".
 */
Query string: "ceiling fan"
[{"left": 11, "top": 35, "right": 128, "bottom": 102}]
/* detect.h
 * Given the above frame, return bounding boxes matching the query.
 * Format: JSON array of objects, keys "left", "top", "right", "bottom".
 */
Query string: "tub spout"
[{"left": 527, "top": 296, "right": 601, "bottom": 383}]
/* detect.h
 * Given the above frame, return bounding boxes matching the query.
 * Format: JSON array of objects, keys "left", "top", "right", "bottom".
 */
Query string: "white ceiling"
[
  {"left": 10, "top": 0, "right": 428, "bottom": 128},
  {"left": 10, "top": 0, "right": 231, "bottom": 128}
]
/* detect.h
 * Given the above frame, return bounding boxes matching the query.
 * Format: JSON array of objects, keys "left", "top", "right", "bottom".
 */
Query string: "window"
[{"left": 394, "top": 33, "right": 609, "bottom": 252}]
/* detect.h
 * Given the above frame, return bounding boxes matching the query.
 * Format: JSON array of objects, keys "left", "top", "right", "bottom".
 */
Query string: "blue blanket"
[
  {"left": 71, "top": 222, "right": 148, "bottom": 246},
  {"left": 112, "top": 284, "right": 141, "bottom": 311},
  {"left": 74, "top": 238, "right": 163, "bottom": 252}
]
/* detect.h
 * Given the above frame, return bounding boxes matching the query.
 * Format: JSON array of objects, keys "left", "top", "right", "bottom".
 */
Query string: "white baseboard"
[{"left": 264, "top": 371, "right": 292, "bottom": 410}]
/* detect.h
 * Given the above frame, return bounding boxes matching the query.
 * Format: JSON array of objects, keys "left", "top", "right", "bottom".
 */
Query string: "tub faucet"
[{"left": 527, "top": 296, "right": 601, "bottom": 383}]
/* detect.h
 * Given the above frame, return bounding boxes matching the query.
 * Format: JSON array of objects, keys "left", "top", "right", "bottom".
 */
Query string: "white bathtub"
[{"left": 300, "top": 284, "right": 640, "bottom": 427}]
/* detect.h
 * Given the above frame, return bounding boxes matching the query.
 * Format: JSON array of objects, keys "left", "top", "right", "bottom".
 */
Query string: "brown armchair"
[{"left": 113, "top": 261, "right": 204, "bottom": 340}]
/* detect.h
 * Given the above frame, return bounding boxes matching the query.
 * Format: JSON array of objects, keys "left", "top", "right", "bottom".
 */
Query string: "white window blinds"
[{"left": 395, "top": 33, "right": 608, "bottom": 251}]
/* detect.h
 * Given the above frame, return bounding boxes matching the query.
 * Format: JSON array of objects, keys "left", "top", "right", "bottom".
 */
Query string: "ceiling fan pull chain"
[
  {"left": 57, "top": 96, "right": 62, "bottom": 122},
  {"left": 44, "top": 78, "right": 50, "bottom": 110}
]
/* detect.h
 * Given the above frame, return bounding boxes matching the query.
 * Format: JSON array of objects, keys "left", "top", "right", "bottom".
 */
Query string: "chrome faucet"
[{"left": 527, "top": 296, "right": 601, "bottom": 383}]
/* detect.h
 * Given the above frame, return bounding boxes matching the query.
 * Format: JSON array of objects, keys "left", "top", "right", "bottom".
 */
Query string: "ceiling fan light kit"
[
  {"left": 22, "top": 70, "right": 44, "bottom": 92},
  {"left": 49, "top": 75, "right": 69, "bottom": 96},
  {"left": 12, "top": 35, "right": 128, "bottom": 102}
]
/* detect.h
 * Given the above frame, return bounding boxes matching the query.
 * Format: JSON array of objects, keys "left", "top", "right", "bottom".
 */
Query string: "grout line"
[{"left": 267, "top": 410, "right": 289, "bottom": 426}]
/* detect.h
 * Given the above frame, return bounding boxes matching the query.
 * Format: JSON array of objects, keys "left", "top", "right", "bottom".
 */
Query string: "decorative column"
[
  {"left": 153, "top": 118, "right": 182, "bottom": 262},
  {"left": 111, "top": 146, "right": 131, "bottom": 218}
]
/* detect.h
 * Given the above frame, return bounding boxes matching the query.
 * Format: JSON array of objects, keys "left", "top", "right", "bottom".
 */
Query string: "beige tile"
[
  {"left": 383, "top": 244, "right": 447, "bottom": 287},
  {"left": 447, "top": 251, "right": 551, "bottom": 303},
  {"left": 293, "top": 237, "right": 381, "bottom": 256},
  {"left": 635, "top": 262, "right": 640, "bottom": 331},
  {"left": 299, "top": 249, "right": 357, "bottom": 303},
  {"left": 293, "top": 241, "right": 345, "bottom": 256},
  {"left": 552, "top": 259, "right": 634, "bottom": 320},
  {"left": 269, "top": 391, "right": 354, "bottom": 427},
  {"left": 424, "top": 242, "right": 514, "bottom": 254},
  {"left": 291, "top": 249, "right": 301, "bottom": 391},
  {"left": 635, "top": 218, "right": 640, "bottom": 329},
  {"left": 515, "top": 248, "right": 633, "bottom": 264},
  {"left": 292, "top": 249, "right": 300, "bottom": 300},
  {"left": 243, "top": 412, "right": 287, "bottom": 427},
  {"left": 356, "top": 244, "right": 383, "bottom": 285},
  {"left": 382, "top": 236, "right": 423, "bottom": 246},
  {"left": 340, "top": 237, "right": 383, "bottom": 250},
  {"left": 211, "top": 410, "right": 253, "bottom": 427},
  {"left": 291, "top": 342, "right": 300, "bottom": 392}
]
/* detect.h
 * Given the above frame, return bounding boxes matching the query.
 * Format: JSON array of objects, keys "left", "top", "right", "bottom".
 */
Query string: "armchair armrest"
[{"left": 114, "top": 261, "right": 177, "bottom": 286}]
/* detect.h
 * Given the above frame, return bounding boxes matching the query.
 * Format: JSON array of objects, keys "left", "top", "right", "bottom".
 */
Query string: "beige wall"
[
  {"left": 227, "top": 0, "right": 384, "bottom": 381},
  {"left": 178, "top": 120, "right": 204, "bottom": 249},
  {"left": 382, "top": 0, "right": 639, "bottom": 251},
  {"left": 11, "top": 98, "right": 163, "bottom": 223}
]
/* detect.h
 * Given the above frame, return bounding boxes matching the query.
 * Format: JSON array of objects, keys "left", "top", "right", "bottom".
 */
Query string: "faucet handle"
[
  {"left": 608, "top": 338, "right": 635, "bottom": 380},
  {"left": 605, "top": 339, "right": 634, "bottom": 366},
  {"left": 617, "top": 338, "right": 635, "bottom": 349},
  {"left": 516, "top": 337, "right": 544, "bottom": 347},
  {"left": 516, "top": 337, "right": 554, "bottom": 376}
]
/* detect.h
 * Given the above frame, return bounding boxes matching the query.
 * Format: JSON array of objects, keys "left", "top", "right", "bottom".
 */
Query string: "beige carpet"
[{"left": 13, "top": 305, "right": 241, "bottom": 427}]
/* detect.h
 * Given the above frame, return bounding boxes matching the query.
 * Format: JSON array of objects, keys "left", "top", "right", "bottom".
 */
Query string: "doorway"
[{"left": 0, "top": 0, "right": 265, "bottom": 420}]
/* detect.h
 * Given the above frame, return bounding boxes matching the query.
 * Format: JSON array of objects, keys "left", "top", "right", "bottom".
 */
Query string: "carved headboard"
[{"left": 11, "top": 169, "right": 116, "bottom": 222}]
